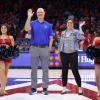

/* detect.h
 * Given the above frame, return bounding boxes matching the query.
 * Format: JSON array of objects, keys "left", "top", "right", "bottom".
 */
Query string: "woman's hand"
[
  {"left": 87, "top": 44, "right": 92, "bottom": 47},
  {"left": 79, "top": 21, "right": 85, "bottom": 27},
  {"left": 1, "top": 44, "right": 9, "bottom": 48},
  {"left": 55, "top": 49, "right": 59, "bottom": 55}
]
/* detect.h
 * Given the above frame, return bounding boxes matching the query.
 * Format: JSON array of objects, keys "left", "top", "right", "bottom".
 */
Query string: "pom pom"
[
  {"left": 85, "top": 45, "right": 96, "bottom": 60},
  {"left": 0, "top": 45, "right": 20, "bottom": 60},
  {"left": 86, "top": 45, "right": 100, "bottom": 60},
  {"left": 7, "top": 45, "right": 20, "bottom": 59}
]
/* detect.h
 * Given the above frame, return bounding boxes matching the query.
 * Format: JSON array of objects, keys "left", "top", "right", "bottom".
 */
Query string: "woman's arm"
[
  {"left": 10, "top": 36, "right": 14, "bottom": 46},
  {"left": 92, "top": 37, "right": 97, "bottom": 46}
]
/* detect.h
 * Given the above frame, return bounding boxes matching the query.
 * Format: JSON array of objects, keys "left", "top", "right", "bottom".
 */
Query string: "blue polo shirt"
[{"left": 30, "top": 20, "right": 53, "bottom": 45}]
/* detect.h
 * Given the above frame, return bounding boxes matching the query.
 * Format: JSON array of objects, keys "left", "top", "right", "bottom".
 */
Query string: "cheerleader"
[
  {"left": 0, "top": 24, "right": 14, "bottom": 95},
  {"left": 92, "top": 32, "right": 100, "bottom": 96}
]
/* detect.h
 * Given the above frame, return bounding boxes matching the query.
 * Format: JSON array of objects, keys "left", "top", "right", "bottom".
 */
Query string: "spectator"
[
  {"left": 17, "top": 29, "right": 25, "bottom": 38},
  {"left": 25, "top": 31, "right": 31, "bottom": 39}
]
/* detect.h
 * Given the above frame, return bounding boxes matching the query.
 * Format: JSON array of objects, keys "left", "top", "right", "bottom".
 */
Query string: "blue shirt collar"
[{"left": 36, "top": 19, "right": 45, "bottom": 23}]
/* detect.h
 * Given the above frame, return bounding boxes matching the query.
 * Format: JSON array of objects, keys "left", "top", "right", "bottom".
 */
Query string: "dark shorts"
[
  {"left": 1, "top": 58, "right": 12, "bottom": 63},
  {"left": 94, "top": 59, "right": 100, "bottom": 64}
]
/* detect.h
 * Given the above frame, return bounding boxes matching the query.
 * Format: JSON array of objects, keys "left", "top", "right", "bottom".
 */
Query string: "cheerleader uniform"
[
  {"left": 94, "top": 38, "right": 100, "bottom": 64},
  {"left": 0, "top": 36, "right": 12, "bottom": 63}
]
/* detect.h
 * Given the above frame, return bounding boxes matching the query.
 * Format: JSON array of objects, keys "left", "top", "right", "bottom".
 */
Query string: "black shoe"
[
  {"left": 29, "top": 88, "right": 37, "bottom": 95},
  {"left": 42, "top": 88, "right": 48, "bottom": 95},
  {"left": 61, "top": 91, "right": 66, "bottom": 95},
  {"left": 78, "top": 92, "right": 83, "bottom": 95}
]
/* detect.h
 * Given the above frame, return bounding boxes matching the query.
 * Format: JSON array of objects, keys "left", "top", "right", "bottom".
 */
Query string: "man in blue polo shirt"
[{"left": 25, "top": 8, "right": 53, "bottom": 95}]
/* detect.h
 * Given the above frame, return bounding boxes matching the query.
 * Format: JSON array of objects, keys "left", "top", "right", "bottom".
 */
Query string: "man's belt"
[{"left": 31, "top": 44, "right": 48, "bottom": 48}]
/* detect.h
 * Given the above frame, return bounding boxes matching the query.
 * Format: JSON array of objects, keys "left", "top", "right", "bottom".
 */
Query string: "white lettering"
[
  {"left": 80, "top": 56, "right": 94, "bottom": 64},
  {"left": 78, "top": 56, "right": 80, "bottom": 62},
  {"left": 81, "top": 56, "right": 87, "bottom": 62}
]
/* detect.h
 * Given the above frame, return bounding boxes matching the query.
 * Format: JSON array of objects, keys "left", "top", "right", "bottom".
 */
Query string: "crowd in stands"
[{"left": 0, "top": 0, "right": 100, "bottom": 51}]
